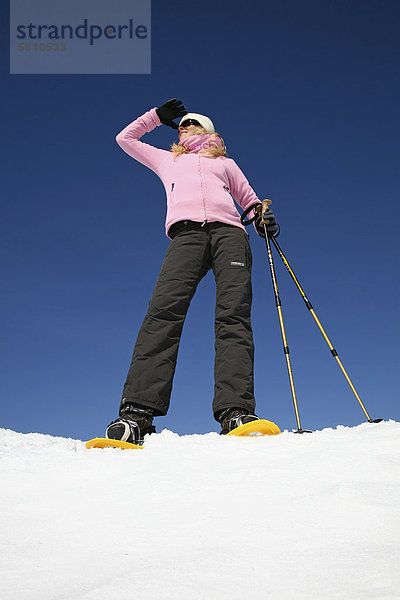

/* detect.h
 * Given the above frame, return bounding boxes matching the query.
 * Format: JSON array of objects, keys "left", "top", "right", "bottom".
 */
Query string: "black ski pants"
[{"left": 121, "top": 220, "right": 255, "bottom": 421}]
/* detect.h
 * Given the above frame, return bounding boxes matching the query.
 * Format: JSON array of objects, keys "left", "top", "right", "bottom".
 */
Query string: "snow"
[{"left": 1, "top": 421, "right": 400, "bottom": 600}]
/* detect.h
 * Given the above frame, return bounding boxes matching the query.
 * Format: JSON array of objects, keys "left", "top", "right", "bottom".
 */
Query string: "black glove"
[
  {"left": 255, "top": 207, "right": 280, "bottom": 238},
  {"left": 156, "top": 98, "right": 187, "bottom": 130}
]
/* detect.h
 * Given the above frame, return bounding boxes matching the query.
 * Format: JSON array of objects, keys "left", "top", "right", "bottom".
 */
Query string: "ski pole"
[
  {"left": 257, "top": 201, "right": 311, "bottom": 433},
  {"left": 270, "top": 237, "right": 382, "bottom": 424}
]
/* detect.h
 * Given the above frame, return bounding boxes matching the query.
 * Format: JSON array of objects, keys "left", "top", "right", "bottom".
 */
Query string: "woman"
[{"left": 106, "top": 98, "right": 278, "bottom": 444}]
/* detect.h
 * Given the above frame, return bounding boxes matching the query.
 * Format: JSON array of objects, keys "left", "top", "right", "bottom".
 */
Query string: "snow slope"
[{"left": 1, "top": 421, "right": 400, "bottom": 600}]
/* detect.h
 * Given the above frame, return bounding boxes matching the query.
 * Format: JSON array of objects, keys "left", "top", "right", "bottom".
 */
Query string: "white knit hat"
[{"left": 179, "top": 112, "right": 215, "bottom": 134}]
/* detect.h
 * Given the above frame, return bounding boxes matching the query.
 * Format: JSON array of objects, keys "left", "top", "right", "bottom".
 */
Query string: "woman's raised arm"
[{"left": 115, "top": 108, "right": 169, "bottom": 173}]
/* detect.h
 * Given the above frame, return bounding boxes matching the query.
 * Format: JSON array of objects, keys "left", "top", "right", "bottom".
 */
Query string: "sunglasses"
[{"left": 180, "top": 119, "right": 201, "bottom": 128}]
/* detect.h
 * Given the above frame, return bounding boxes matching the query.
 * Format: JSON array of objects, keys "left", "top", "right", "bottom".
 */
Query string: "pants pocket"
[{"left": 244, "top": 233, "right": 252, "bottom": 270}]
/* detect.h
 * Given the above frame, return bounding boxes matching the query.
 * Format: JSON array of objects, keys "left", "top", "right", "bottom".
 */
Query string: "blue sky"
[{"left": 1, "top": 0, "right": 399, "bottom": 439}]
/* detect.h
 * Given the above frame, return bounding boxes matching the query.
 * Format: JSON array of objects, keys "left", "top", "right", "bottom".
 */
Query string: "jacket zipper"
[
  {"left": 171, "top": 182, "right": 175, "bottom": 203},
  {"left": 198, "top": 155, "right": 207, "bottom": 225}
]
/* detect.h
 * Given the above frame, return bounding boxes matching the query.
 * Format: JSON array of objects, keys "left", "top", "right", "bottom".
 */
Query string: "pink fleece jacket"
[{"left": 115, "top": 108, "right": 260, "bottom": 238}]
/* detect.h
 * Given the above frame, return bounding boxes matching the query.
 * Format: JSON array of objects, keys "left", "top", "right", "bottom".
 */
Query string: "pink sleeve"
[
  {"left": 115, "top": 107, "right": 168, "bottom": 173},
  {"left": 227, "top": 159, "right": 263, "bottom": 235},
  {"left": 227, "top": 159, "right": 261, "bottom": 211}
]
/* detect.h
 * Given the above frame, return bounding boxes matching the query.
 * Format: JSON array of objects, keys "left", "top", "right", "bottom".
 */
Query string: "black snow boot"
[
  {"left": 106, "top": 403, "right": 156, "bottom": 445},
  {"left": 218, "top": 407, "right": 260, "bottom": 435}
]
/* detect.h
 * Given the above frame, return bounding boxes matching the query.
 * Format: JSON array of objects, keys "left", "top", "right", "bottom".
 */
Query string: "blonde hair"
[{"left": 170, "top": 126, "right": 228, "bottom": 160}]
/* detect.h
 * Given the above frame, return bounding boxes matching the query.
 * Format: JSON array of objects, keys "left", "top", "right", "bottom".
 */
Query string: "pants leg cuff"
[
  {"left": 213, "top": 402, "right": 256, "bottom": 423},
  {"left": 120, "top": 397, "right": 167, "bottom": 417}
]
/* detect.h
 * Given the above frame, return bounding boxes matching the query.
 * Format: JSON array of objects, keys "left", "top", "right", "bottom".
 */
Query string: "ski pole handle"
[
  {"left": 257, "top": 199, "right": 273, "bottom": 226},
  {"left": 241, "top": 199, "right": 272, "bottom": 226}
]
